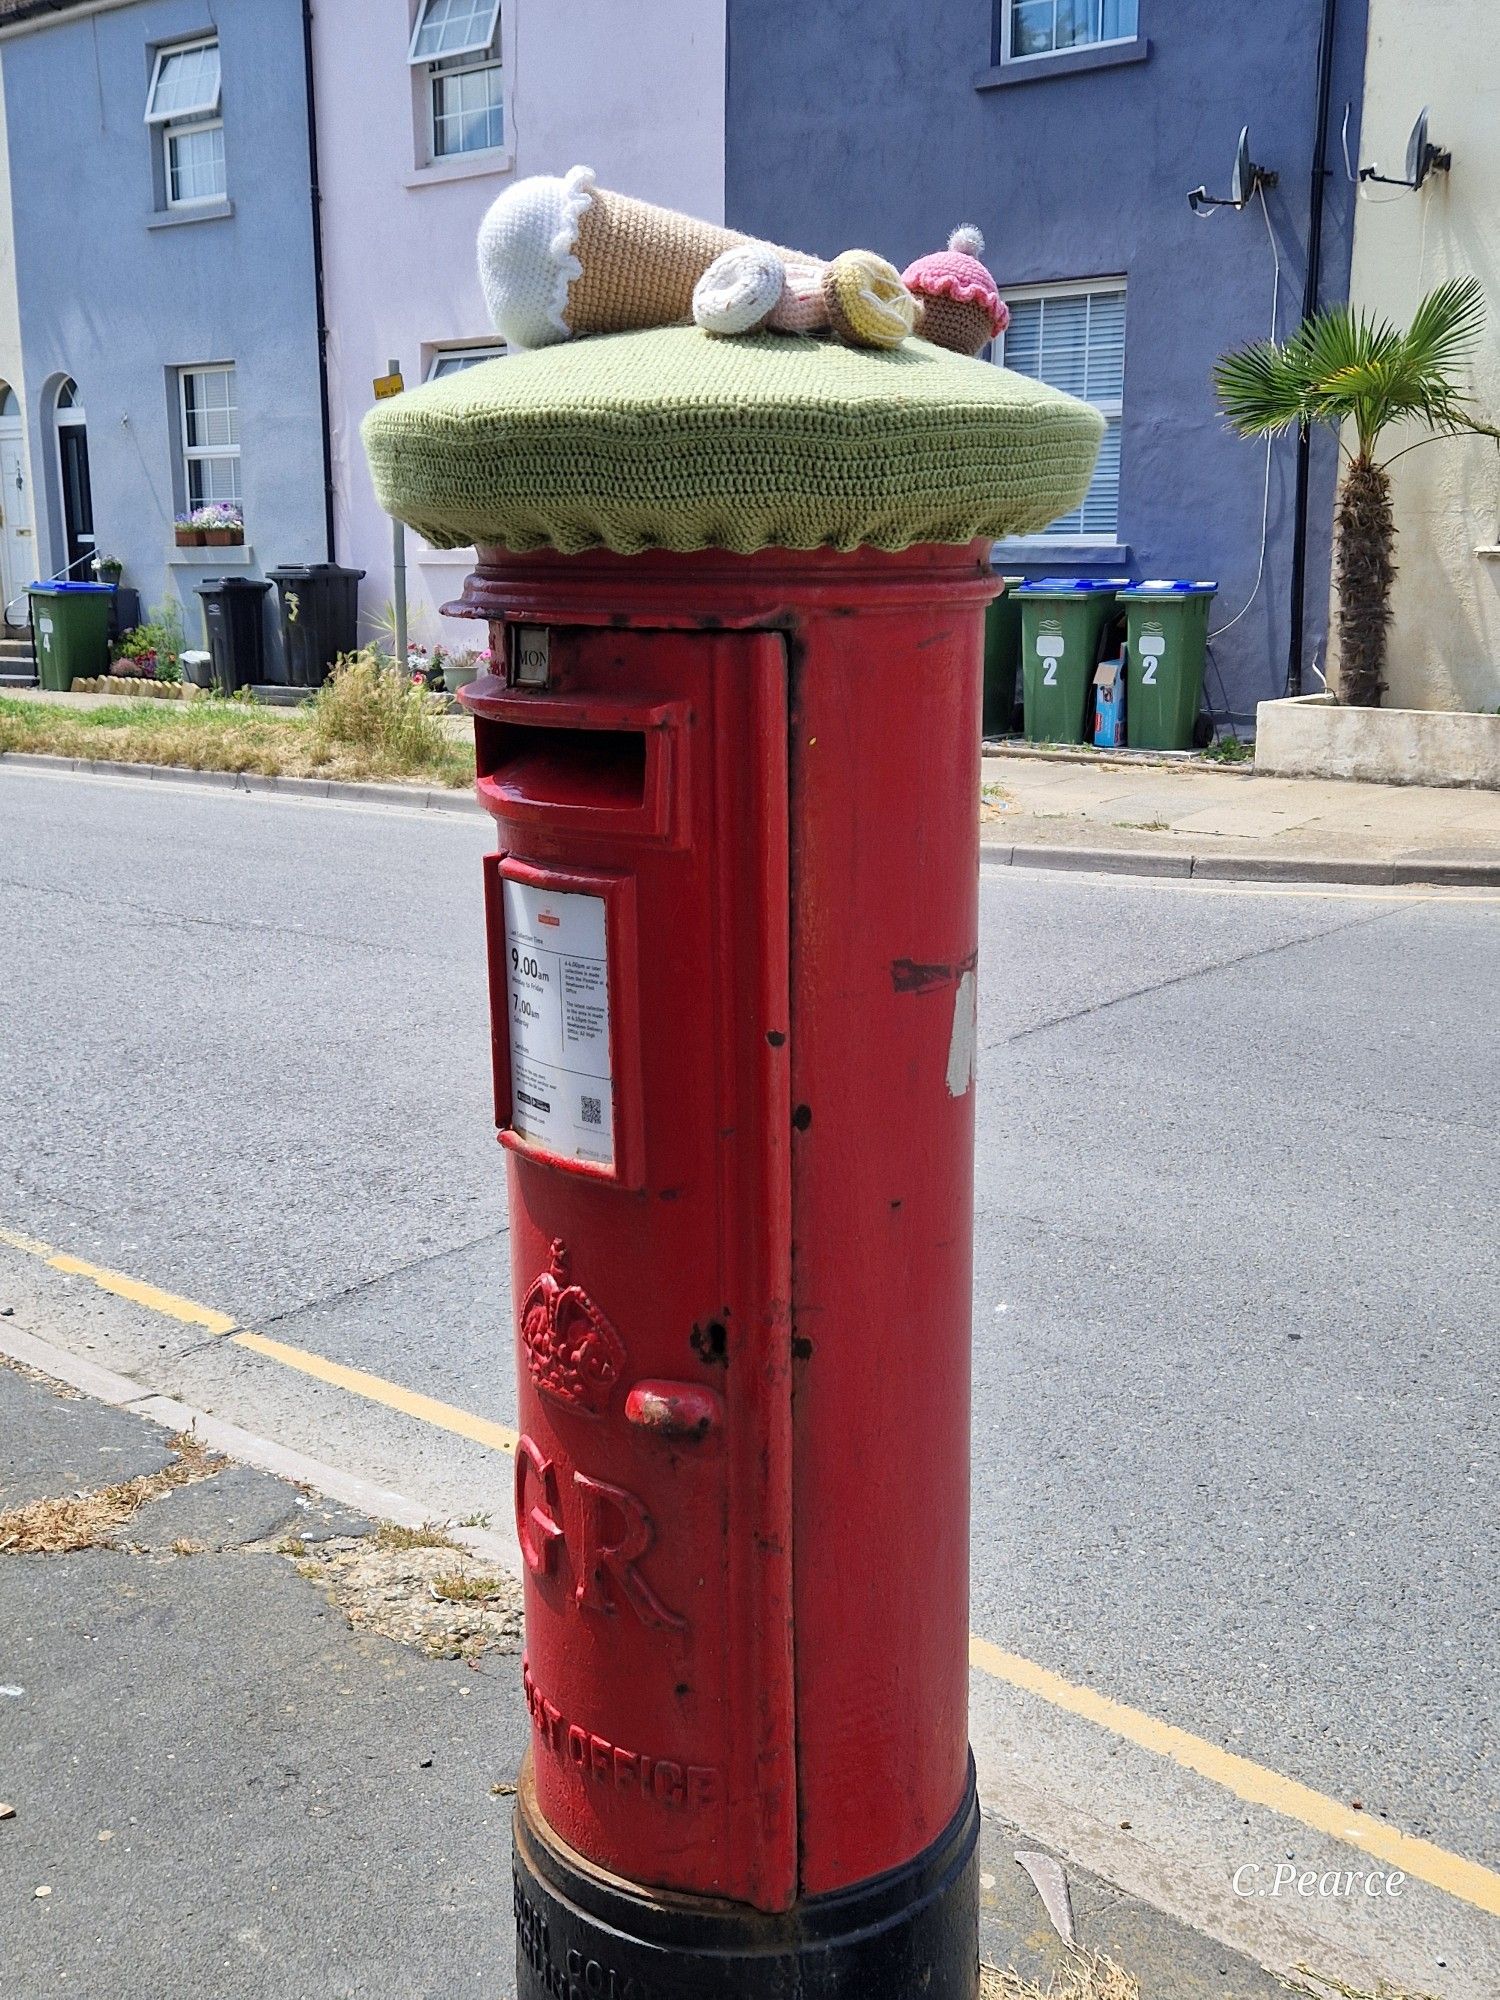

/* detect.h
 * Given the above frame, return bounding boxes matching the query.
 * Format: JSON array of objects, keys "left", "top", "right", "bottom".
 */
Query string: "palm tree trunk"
[{"left": 1333, "top": 454, "right": 1396, "bottom": 706}]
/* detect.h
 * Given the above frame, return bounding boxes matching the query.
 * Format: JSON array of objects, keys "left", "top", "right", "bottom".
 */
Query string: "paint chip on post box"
[{"left": 502, "top": 878, "right": 615, "bottom": 1168}]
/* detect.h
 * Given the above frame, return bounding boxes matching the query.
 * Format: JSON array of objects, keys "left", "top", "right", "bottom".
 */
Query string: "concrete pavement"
[
  {"left": 983, "top": 749, "right": 1500, "bottom": 878},
  {"left": 2, "top": 761, "right": 1497, "bottom": 1997},
  {"left": 0, "top": 1357, "right": 1288, "bottom": 1999}
]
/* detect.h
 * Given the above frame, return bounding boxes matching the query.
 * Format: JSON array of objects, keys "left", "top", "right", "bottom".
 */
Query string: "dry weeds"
[
  {"left": 285, "top": 1533, "right": 523, "bottom": 1661},
  {"left": 430, "top": 1569, "right": 507, "bottom": 1603},
  {"left": 374, "top": 1521, "right": 462, "bottom": 1552},
  {"left": 0, "top": 1435, "right": 224, "bottom": 1554},
  {"left": 1282, "top": 1973, "right": 1440, "bottom": 2000},
  {"left": 981, "top": 1954, "right": 1139, "bottom": 2000}
]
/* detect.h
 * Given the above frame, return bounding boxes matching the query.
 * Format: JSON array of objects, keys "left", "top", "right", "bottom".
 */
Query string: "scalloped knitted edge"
[
  {"left": 547, "top": 164, "right": 597, "bottom": 339},
  {"left": 904, "top": 268, "right": 1006, "bottom": 329}
]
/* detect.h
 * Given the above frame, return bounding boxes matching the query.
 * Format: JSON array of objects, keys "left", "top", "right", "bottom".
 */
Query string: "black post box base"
[{"left": 513, "top": 1755, "right": 980, "bottom": 2000}]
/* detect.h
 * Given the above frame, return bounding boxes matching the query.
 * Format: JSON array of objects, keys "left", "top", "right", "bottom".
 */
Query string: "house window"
[
  {"left": 409, "top": 0, "right": 503, "bottom": 159},
  {"left": 999, "top": 283, "right": 1125, "bottom": 538},
  {"left": 179, "top": 365, "right": 241, "bottom": 507},
  {"left": 146, "top": 37, "right": 224, "bottom": 206},
  {"left": 1004, "top": 0, "right": 1138, "bottom": 61},
  {"left": 425, "top": 345, "right": 506, "bottom": 380}
]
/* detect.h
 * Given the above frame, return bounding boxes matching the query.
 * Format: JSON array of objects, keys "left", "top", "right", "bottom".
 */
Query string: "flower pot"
[
  {"left": 204, "top": 529, "right": 235, "bottom": 546},
  {"left": 175, "top": 527, "right": 206, "bottom": 547}
]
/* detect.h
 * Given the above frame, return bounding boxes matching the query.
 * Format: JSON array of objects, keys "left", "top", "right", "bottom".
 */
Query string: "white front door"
[{"left": 0, "top": 426, "right": 34, "bottom": 627}]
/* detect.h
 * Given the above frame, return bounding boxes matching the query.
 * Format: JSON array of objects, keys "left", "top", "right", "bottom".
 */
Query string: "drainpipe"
[
  {"left": 1284, "top": 0, "right": 1339, "bottom": 697},
  {"left": 302, "top": 0, "right": 337, "bottom": 563}
]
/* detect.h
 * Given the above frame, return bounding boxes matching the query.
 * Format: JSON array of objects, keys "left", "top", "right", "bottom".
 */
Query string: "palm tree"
[{"left": 1215, "top": 276, "right": 1493, "bottom": 706}]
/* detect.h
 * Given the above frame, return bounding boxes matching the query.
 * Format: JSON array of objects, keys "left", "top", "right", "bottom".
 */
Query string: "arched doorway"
[
  {"left": 55, "top": 378, "right": 94, "bottom": 577},
  {"left": 0, "top": 383, "right": 34, "bottom": 627}
]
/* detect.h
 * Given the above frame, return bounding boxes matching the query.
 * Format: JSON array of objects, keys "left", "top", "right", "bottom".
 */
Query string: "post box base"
[{"left": 512, "top": 1756, "right": 981, "bottom": 2000}]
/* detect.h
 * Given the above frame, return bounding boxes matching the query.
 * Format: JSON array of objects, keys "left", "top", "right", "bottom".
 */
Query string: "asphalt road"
[{"left": 2, "top": 766, "right": 1497, "bottom": 1991}]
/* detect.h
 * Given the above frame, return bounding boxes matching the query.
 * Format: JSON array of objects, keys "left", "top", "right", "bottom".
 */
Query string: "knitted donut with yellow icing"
[{"left": 821, "top": 250, "right": 920, "bottom": 350}]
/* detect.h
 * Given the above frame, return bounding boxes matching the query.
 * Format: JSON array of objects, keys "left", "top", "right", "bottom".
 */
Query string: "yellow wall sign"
[{"left": 372, "top": 372, "right": 405, "bottom": 401}]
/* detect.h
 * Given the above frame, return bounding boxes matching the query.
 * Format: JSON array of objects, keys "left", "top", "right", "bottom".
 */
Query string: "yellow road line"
[
  {"left": 5, "top": 1220, "right": 1496, "bottom": 1917},
  {"left": 233, "top": 1329, "right": 519, "bottom": 1456},
  {"left": 968, "top": 1637, "right": 1500, "bottom": 1917},
  {"left": 0, "top": 1227, "right": 237, "bottom": 1335}
]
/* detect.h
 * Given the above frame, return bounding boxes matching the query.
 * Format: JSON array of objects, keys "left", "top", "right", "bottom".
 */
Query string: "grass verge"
[{"left": 0, "top": 655, "right": 475, "bottom": 789}]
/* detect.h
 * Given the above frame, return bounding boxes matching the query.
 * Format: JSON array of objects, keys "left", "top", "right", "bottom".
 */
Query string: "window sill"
[
  {"left": 974, "top": 37, "right": 1149, "bottom": 90},
  {"left": 166, "top": 543, "right": 256, "bottom": 567},
  {"left": 403, "top": 150, "right": 512, "bottom": 191},
  {"left": 148, "top": 198, "right": 235, "bottom": 230},
  {"left": 992, "top": 540, "right": 1132, "bottom": 566}
]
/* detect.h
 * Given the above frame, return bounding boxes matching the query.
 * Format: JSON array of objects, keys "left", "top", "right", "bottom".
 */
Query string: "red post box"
[
  {"left": 453, "top": 541, "right": 995, "bottom": 1999},
  {"left": 364, "top": 306, "right": 1102, "bottom": 1999}
]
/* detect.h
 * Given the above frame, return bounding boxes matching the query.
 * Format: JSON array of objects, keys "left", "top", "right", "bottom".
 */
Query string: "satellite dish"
[
  {"left": 1230, "top": 127, "right": 1253, "bottom": 207},
  {"left": 1405, "top": 107, "right": 1432, "bottom": 185},
  {"left": 1361, "top": 105, "right": 1451, "bottom": 189},
  {"left": 1189, "top": 126, "right": 1278, "bottom": 214}
]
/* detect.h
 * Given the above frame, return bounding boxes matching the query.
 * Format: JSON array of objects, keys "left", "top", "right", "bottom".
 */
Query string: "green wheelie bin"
[
  {"left": 1016, "top": 578, "right": 1126, "bottom": 743},
  {"left": 982, "top": 576, "right": 1024, "bottom": 736},
  {"left": 1119, "top": 580, "right": 1217, "bottom": 750},
  {"left": 29, "top": 581, "right": 115, "bottom": 690}
]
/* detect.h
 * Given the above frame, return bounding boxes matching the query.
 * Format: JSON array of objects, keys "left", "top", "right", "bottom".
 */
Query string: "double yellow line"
[{"left": 3, "top": 1222, "right": 1496, "bottom": 1920}]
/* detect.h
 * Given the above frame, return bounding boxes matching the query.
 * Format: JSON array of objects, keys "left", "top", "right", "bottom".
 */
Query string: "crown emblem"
[{"left": 519, "top": 1240, "right": 626, "bottom": 1417}]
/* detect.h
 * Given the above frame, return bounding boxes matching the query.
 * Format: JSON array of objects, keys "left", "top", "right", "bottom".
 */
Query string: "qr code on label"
[{"left": 580, "top": 1094, "right": 602, "bottom": 1128}]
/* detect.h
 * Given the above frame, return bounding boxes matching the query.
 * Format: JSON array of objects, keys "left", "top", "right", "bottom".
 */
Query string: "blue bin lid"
[
  {"left": 1014, "top": 576, "right": 1132, "bottom": 594},
  {"left": 1116, "top": 579, "right": 1218, "bottom": 596},
  {"left": 29, "top": 580, "right": 114, "bottom": 594}
]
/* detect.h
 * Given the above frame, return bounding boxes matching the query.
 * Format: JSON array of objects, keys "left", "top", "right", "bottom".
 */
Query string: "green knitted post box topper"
[{"left": 362, "top": 324, "right": 1103, "bottom": 557}]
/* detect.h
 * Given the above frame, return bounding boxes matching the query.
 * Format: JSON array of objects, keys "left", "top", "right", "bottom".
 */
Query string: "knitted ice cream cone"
[
  {"left": 479, "top": 167, "right": 753, "bottom": 348},
  {"left": 901, "top": 226, "right": 1008, "bottom": 357},
  {"left": 568, "top": 183, "right": 752, "bottom": 336}
]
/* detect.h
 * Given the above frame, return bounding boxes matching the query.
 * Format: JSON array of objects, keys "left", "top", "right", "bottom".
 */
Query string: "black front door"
[{"left": 59, "top": 424, "right": 94, "bottom": 574}]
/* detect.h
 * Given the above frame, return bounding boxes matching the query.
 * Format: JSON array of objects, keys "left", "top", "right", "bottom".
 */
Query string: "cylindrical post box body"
[{"left": 456, "top": 542, "right": 993, "bottom": 2000}]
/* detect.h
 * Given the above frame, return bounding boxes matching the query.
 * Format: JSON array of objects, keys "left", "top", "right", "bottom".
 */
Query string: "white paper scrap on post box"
[{"left": 501, "top": 878, "right": 615, "bottom": 1168}]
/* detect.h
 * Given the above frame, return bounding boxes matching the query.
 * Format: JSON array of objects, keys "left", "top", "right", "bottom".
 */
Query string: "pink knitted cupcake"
[{"left": 901, "top": 226, "right": 1008, "bottom": 357}]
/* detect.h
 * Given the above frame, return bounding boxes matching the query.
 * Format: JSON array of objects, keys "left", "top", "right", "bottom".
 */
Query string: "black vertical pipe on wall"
[
  {"left": 1285, "top": 0, "right": 1340, "bottom": 698},
  {"left": 302, "top": 0, "right": 337, "bottom": 563}
]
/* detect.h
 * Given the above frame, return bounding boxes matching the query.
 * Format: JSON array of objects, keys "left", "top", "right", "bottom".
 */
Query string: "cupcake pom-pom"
[{"left": 948, "top": 225, "right": 985, "bottom": 258}]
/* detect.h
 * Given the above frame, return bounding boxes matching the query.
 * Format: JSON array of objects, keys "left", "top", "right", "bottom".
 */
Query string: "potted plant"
[
  {"left": 91, "top": 553, "right": 124, "bottom": 584},
  {"left": 440, "top": 645, "right": 487, "bottom": 697},
  {"left": 196, "top": 502, "right": 243, "bottom": 547},
  {"left": 1215, "top": 276, "right": 1497, "bottom": 707},
  {"left": 174, "top": 514, "right": 204, "bottom": 548}
]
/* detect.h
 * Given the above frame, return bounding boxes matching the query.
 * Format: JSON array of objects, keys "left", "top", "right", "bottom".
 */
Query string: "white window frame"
[
  {"left": 146, "top": 37, "right": 225, "bottom": 208},
  {"left": 163, "top": 119, "right": 226, "bottom": 209},
  {"left": 425, "top": 343, "right": 506, "bottom": 381},
  {"left": 178, "top": 363, "right": 241, "bottom": 510},
  {"left": 409, "top": 1, "right": 504, "bottom": 164},
  {"left": 427, "top": 50, "right": 505, "bottom": 160},
  {"left": 997, "top": 277, "right": 1126, "bottom": 542},
  {"left": 1002, "top": 0, "right": 1139, "bottom": 63},
  {"left": 407, "top": 0, "right": 501, "bottom": 64}
]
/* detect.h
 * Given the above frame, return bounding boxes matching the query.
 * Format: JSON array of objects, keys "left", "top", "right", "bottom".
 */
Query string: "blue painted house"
[
  {"left": 727, "top": 0, "right": 1370, "bottom": 719},
  {"left": 0, "top": 0, "right": 328, "bottom": 667}
]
